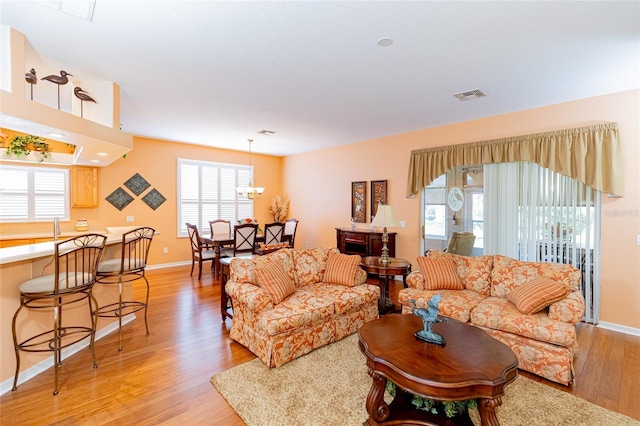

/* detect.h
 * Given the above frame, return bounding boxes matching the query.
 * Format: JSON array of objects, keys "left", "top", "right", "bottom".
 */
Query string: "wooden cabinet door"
[{"left": 72, "top": 166, "right": 98, "bottom": 207}]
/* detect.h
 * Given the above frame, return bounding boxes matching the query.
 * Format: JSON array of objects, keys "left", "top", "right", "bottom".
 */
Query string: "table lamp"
[{"left": 371, "top": 204, "right": 400, "bottom": 266}]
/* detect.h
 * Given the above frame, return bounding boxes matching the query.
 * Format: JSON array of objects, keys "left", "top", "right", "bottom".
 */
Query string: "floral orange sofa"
[
  {"left": 226, "top": 247, "right": 379, "bottom": 367},
  {"left": 398, "top": 250, "right": 585, "bottom": 385}
]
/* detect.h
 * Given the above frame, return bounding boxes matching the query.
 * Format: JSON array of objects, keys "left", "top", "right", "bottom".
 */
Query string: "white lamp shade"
[{"left": 371, "top": 205, "right": 400, "bottom": 228}]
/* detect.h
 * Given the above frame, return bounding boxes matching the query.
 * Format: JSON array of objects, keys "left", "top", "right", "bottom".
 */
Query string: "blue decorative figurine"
[{"left": 408, "top": 295, "right": 447, "bottom": 345}]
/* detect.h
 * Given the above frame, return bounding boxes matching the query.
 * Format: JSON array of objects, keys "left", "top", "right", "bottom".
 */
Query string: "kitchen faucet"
[{"left": 53, "top": 217, "right": 61, "bottom": 241}]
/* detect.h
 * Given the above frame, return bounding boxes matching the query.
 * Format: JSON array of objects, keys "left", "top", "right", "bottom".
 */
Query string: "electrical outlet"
[
  {"left": 126, "top": 216, "right": 134, "bottom": 222},
  {"left": 163, "top": 247, "right": 168, "bottom": 254},
  {"left": 305, "top": 241, "right": 310, "bottom": 248}
]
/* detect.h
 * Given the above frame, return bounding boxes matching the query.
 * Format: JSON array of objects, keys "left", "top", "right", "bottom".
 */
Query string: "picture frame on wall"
[
  {"left": 351, "top": 181, "right": 367, "bottom": 223},
  {"left": 371, "top": 180, "right": 387, "bottom": 218}
]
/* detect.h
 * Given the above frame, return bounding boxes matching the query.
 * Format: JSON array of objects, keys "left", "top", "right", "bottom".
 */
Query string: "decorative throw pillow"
[
  {"left": 254, "top": 261, "right": 296, "bottom": 304},
  {"left": 323, "top": 252, "right": 362, "bottom": 286},
  {"left": 508, "top": 277, "right": 569, "bottom": 315},
  {"left": 416, "top": 256, "right": 463, "bottom": 290}
]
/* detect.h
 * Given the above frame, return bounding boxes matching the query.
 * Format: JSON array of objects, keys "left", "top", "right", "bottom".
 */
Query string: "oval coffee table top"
[{"left": 358, "top": 313, "right": 518, "bottom": 400}]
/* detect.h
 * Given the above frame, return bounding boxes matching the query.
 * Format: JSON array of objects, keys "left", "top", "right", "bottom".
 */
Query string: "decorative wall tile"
[
  {"left": 142, "top": 188, "right": 166, "bottom": 210},
  {"left": 106, "top": 187, "right": 134, "bottom": 211},
  {"left": 124, "top": 173, "right": 151, "bottom": 196}
]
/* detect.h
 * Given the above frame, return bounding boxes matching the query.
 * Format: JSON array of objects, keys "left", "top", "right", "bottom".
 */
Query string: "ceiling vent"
[
  {"left": 258, "top": 130, "right": 276, "bottom": 136},
  {"left": 453, "top": 89, "right": 487, "bottom": 101}
]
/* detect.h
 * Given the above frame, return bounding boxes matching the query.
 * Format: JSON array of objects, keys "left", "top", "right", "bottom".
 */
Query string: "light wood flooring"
[{"left": 1, "top": 265, "right": 639, "bottom": 424}]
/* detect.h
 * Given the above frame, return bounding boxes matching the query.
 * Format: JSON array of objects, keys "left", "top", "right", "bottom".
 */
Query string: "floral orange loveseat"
[
  {"left": 226, "top": 247, "right": 379, "bottom": 367},
  {"left": 398, "top": 250, "right": 585, "bottom": 385}
]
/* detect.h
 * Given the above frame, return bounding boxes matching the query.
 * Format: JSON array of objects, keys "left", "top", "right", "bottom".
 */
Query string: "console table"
[{"left": 336, "top": 228, "right": 396, "bottom": 257}]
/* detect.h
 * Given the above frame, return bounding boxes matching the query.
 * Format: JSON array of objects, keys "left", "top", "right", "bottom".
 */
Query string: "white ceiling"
[{"left": 1, "top": 1, "right": 639, "bottom": 157}]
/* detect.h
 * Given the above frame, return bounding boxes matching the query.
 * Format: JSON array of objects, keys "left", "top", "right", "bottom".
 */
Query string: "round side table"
[{"left": 360, "top": 256, "right": 411, "bottom": 314}]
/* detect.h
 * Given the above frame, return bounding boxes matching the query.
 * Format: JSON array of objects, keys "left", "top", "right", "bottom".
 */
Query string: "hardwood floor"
[{"left": 1, "top": 265, "right": 639, "bottom": 424}]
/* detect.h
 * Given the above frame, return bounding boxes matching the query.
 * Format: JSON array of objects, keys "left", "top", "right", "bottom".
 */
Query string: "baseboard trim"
[
  {"left": 597, "top": 321, "right": 640, "bottom": 337},
  {"left": 146, "top": 260, "right": 191, "bottom": 270},
  {"left": 0, "top": 314, "right": 135, "bottom": 396}
]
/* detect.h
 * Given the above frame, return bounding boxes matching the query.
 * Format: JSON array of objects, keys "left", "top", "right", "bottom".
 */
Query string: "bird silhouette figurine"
[
  {"left": 74, "top": 87, "right": 97, "bottom": 118},
  {"left": 41, "top": 70, "right": 73, "bottom": 110},
  {"left": 408, "top": 296, "right": 446, "bottom": 345},
  {"left": 25, "top": 68, "right": 37, "bottom": 100}
]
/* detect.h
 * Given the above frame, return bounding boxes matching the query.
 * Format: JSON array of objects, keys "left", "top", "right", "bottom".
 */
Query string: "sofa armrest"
[
  {"left": 226, "top": 280, "right": 274, "bottom": 314},
  {"left": 405, "top": 271, "right": 425, "bottom": 290},
  {"left": 548, "top": 290, "right": 585, "bottom": 323},
  {"left": 355, "top": 268, "right": 367, "bottom": 286}
]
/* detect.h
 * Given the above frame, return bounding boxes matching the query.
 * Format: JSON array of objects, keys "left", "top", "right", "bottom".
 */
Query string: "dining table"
[{"left": 202, "top": 233, "right": 265, "bottom": 278}]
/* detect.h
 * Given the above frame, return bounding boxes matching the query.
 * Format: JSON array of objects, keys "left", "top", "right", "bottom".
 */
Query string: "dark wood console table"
[{"left": 336, "top": 228, "right": 396, "bottom": 257}]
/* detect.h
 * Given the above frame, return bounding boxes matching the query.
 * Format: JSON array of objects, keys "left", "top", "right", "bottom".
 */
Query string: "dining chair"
[
  {"left": 12, "top": 233, "right": 107, "bottom": 395},
  {"left": 94, "top": 227, "right": 155, "bottom": 351},
  {"left": 186, "top": 223, "right": 217, "bottom": 279},
  {"left": 221, "top": 223, "right": 258, "bottom": 257},
  {"left": 209, "top": 219, "right": 231, "bottom": 239},
  {"left": 263, "top": 222, "right": 285, "bottom": 247},
  {"left": 283, "top": 218, "right": 299, "bottom": 247}
]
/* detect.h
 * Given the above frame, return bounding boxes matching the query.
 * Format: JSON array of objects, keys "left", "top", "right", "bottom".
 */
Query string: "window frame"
[
  {"left": 0, "top": 164, "right": 70, "bottom": 222},
  {"left": 176, "top": 158, "right": 253, "bottom": 238}
]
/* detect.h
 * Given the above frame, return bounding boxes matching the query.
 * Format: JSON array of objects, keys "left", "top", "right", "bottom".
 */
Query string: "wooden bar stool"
[{"left": 11, "top": 234, "right": 107, "bottom": 395}]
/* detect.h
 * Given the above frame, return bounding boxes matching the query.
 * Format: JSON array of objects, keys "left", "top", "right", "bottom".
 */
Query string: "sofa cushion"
[
  {"left": 303, "top": 282, "right": 379, "bottom": 314},
  {"left": 427, "top": 250, "right": 493, "bottom": 295},
  {"left": 229, "top": 249, "right": 296, "bottom": 285},
  {"left": 255, "top": 260, "right": 296, "bottom": 304},
  {"left": 258, "top": 292, "right": 335, "bottom": 336},
  {"left": 490, "top": 255, "right": 581, "bottom": 298},
  {"left": 416, "top": 256, "right": 463, "bottom": 290},
  {"left": 508, "top": 277, "right": 569, "bottom": 315},
  {"left": 470, "top": 296, "right": 577, "bottom": 347},
  {"left": 293, "top": 247, "right": 337, "bottom": 287},
  {"left": 398, "top": 288, "right": 486, "bottom": 323},
  {"left": 323, "top": 252, "right": 362, "bottom": 286}
]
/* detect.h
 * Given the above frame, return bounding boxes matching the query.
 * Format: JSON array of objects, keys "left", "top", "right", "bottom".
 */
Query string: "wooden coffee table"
[{"left": 358, "top": 314, "right": 518, "bottom": 426}]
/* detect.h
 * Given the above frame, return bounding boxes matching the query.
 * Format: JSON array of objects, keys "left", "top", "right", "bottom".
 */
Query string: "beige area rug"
[{"left": 211, "top": 334, "right": 638, "bottom": 426}]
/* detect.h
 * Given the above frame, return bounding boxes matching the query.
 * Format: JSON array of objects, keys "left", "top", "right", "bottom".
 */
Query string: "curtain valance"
[{"left": 406, "top": 123, "right": 621, "bottom": 197}]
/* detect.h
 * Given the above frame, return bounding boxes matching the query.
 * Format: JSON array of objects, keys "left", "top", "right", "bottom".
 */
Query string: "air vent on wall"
[{"left": 453, "top": 89, "right": 487, "bottom": 101}]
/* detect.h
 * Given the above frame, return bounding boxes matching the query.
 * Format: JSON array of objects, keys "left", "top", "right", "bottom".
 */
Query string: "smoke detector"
[
  {"left": 258, "top": 130, "right": 276, "bottom": 136},
  {"left": 453, "top": 89, "right": 487, "bottom": 101}
]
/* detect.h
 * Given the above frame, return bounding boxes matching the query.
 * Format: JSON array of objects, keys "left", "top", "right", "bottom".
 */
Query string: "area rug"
[{"left": 211, "top": 334, "right": 638, "bottom": 426}]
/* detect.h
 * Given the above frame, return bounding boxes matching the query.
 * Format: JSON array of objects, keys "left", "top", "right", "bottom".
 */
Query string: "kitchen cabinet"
[{"left": 72, "top": 166, "right": 98, "bottom": 207}]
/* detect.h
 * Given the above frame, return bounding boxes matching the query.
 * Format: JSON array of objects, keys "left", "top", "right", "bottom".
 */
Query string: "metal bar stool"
[
  {"left": 11, "top": 234, "right": 107, "bottom": 395},
  {"left": 94, "top": 227, "right": 155, "bottom": 351}
]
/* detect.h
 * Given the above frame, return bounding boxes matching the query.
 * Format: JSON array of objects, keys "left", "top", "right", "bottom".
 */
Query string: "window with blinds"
[
  {"left": 0, "top": 165, "right": 69, "bottom": 222},
  {"left": 177, "top": 158, "right": 253, "bottom": 237}
]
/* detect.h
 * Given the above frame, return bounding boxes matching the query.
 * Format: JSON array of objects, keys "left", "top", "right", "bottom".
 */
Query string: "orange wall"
[
  {"left": 2, "top": 90, "right": 638, "bottom": 330},
  {"left": 0, "top": 137, "right": 284, "bottom": 266},
  {"left": 284, "top": 89, "right": 640, "bottom": 329}
]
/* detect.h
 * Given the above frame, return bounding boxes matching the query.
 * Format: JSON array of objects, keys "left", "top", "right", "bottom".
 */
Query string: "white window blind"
[
  {"left": 0, "top": 165, "right": 69, "bottom": 222},
  {"left": 177, "top": 158, "right": 253, "bottom": 237}
]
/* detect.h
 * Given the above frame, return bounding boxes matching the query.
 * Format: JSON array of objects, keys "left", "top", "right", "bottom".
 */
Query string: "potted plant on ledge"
[{"left": 4, "top": 134, "right": 50, "bottom": 163}]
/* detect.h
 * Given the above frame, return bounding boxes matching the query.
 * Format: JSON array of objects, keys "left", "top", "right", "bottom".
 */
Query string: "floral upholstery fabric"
[
  {"left": 398, "top": 288, "right": 486, "bottom": 322},
  {"left": 292, "top": 247, "right": 337, "bottom": 287},
  {"left": 227, "top": 247, "right": 378, "bottom": 368},
  {"left": 470, "top": 297, "right": 577, "bottom": 347},
  {"left": 258, "top": 291, "right": 334, "bottom": 336},
  {"left": 425, "top": 251, "right": 493, "bottom": 295},
  {"left": 397, "top": 253, "right": 584, "bottom": 385},
  {"left": 490, "top": 255, "right": 581, "bottom": 298},
  {"left": 548, "top": 291, "right": 585, "bottom": 323},
  {"left": 477, "top": 326, "right": 575, "bottom": 385}
]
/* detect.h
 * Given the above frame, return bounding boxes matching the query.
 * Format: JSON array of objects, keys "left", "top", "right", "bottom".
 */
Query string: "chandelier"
[{"left": 235, "top": 139, "right": 265, "bottom": 199}]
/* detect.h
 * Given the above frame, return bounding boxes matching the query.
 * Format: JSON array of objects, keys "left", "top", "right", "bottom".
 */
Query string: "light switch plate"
[
  {"left": 637, "top": 235, "right": 640, "bottom": 246},
  {"left": 126, "top": 216, "right": 134, "bottom": 222}
]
